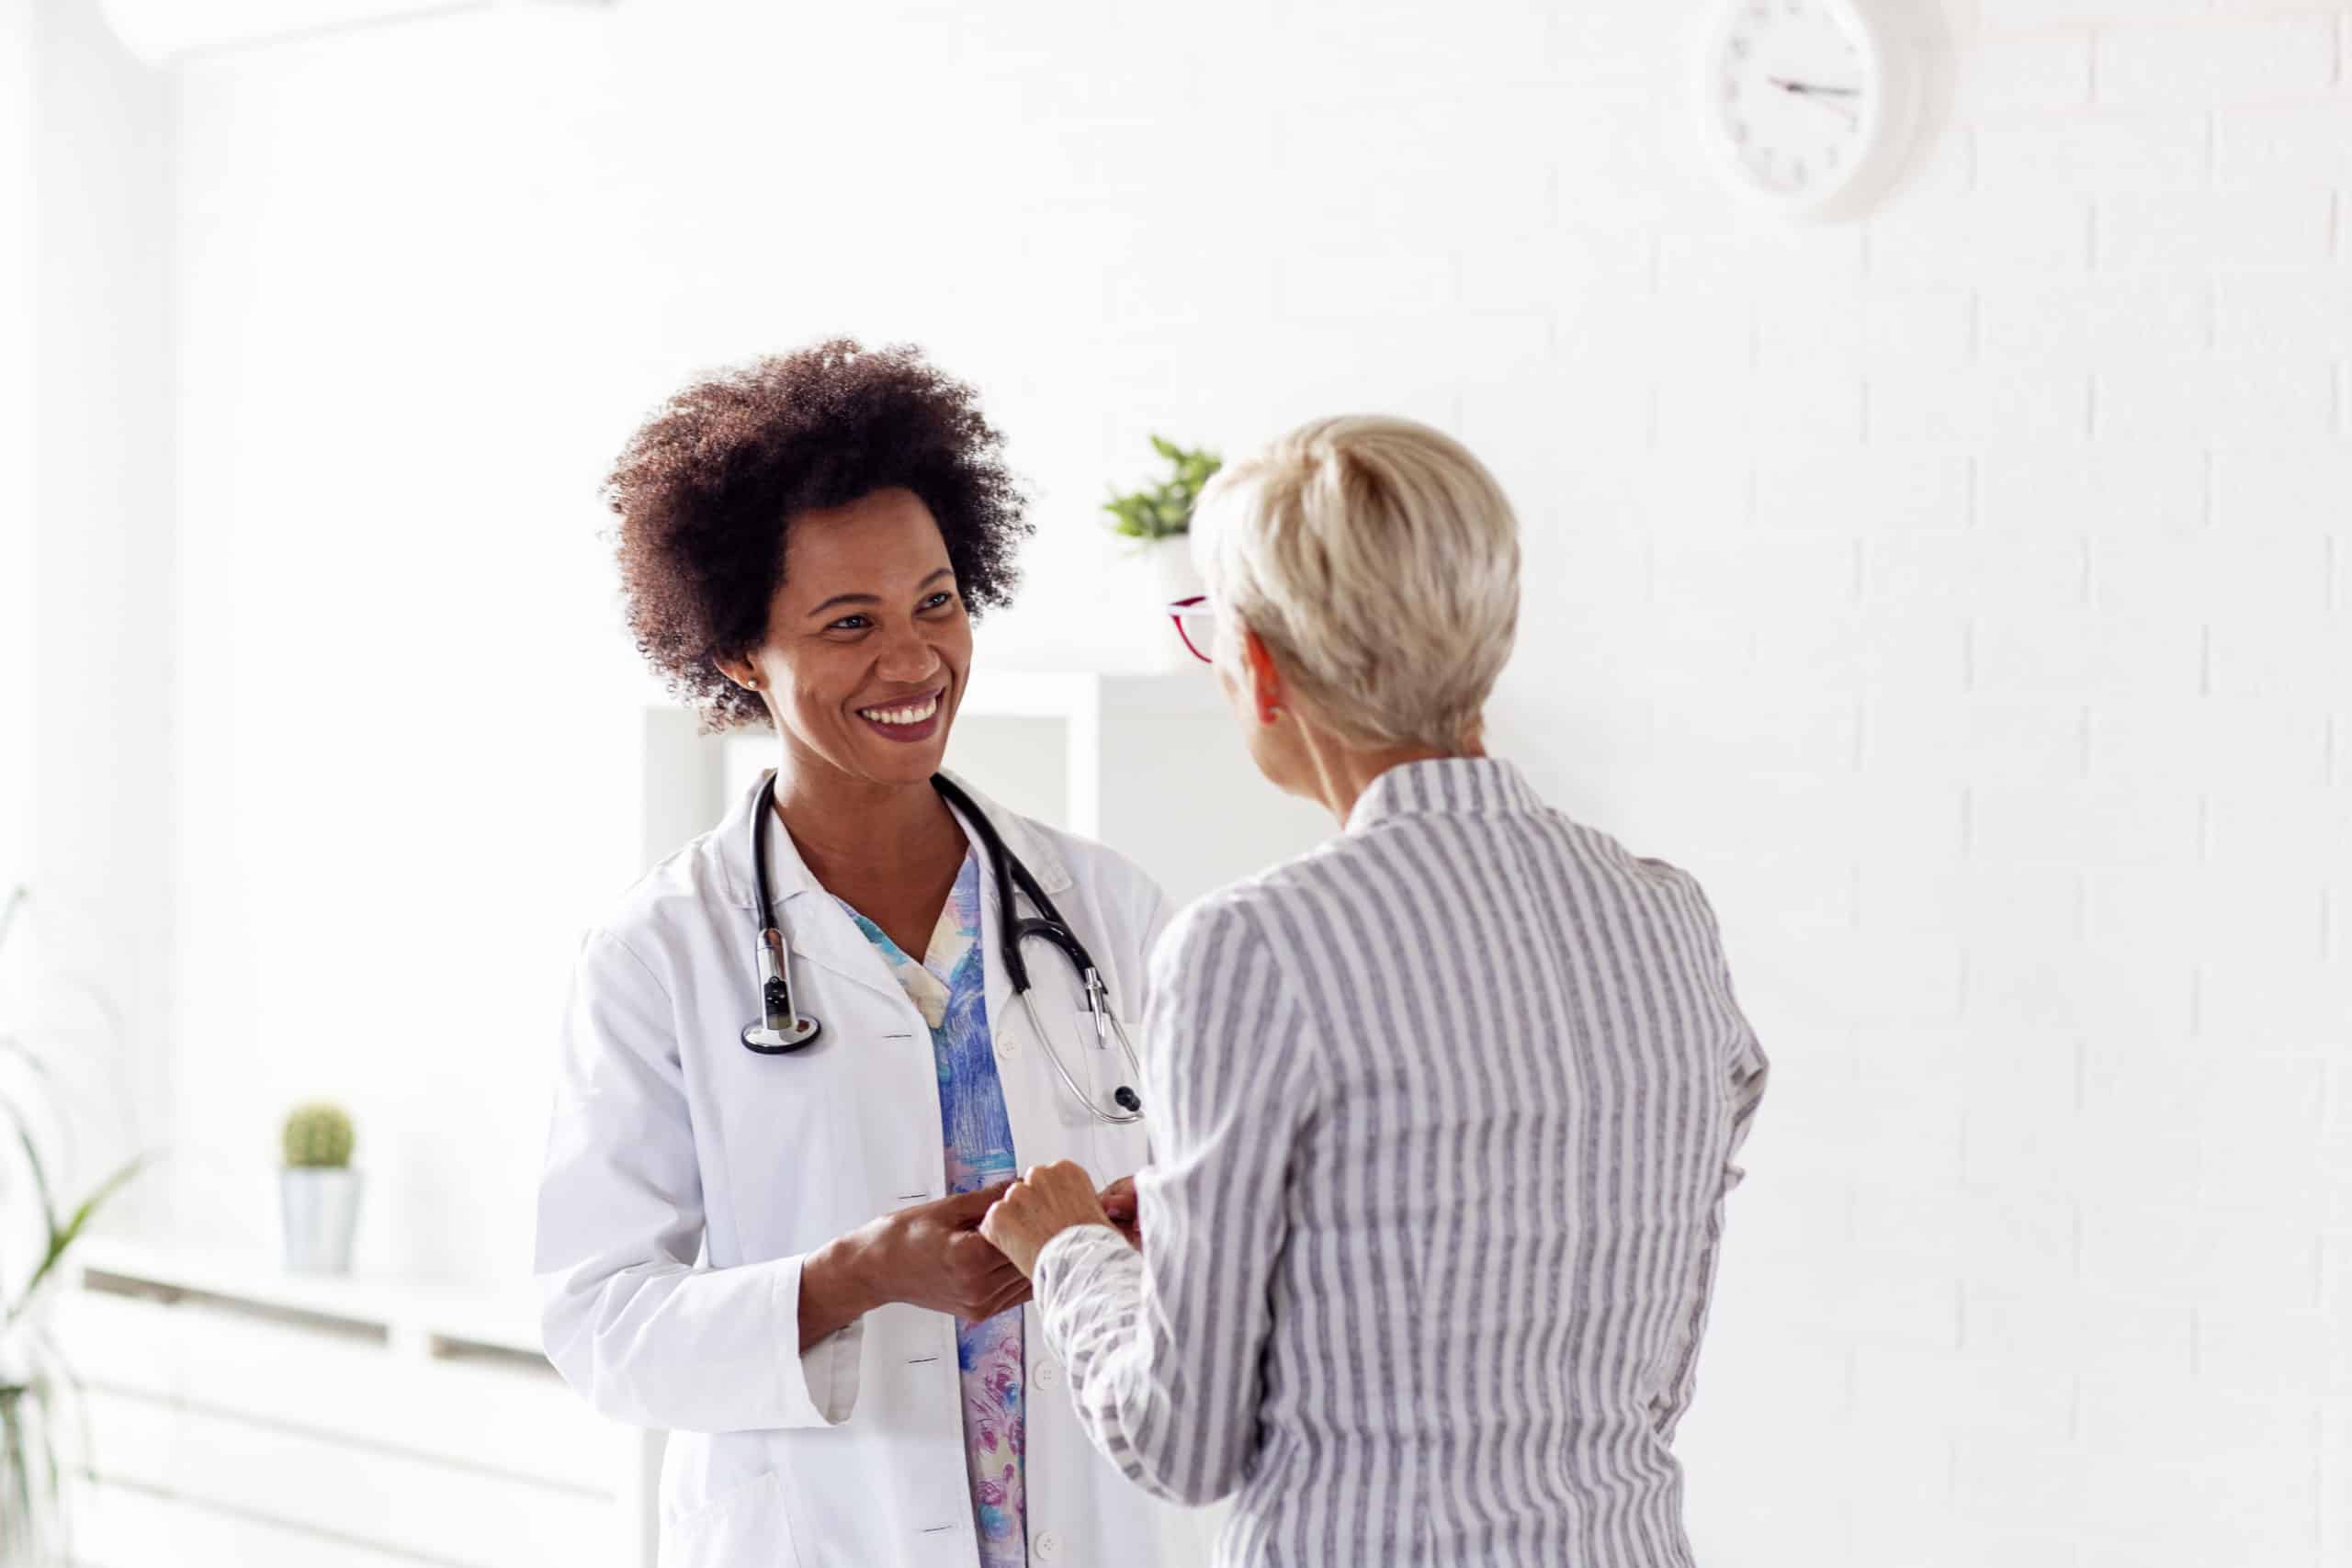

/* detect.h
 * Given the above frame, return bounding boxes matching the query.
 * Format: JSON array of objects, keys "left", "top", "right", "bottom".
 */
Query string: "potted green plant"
[
  {"left": 279, "top": 1102, "right": 359, "bottom": 1276},
  {"left": 0, "top": 886, "right": 151, "bottom": 1566},
  {"left": 1102, "top": 435, "right": 1220, "bottom": 669}
]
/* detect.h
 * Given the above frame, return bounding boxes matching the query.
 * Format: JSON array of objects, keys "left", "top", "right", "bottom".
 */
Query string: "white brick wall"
[{"left": 154, "top": 0, "right": 2350, "bottom": 1563}]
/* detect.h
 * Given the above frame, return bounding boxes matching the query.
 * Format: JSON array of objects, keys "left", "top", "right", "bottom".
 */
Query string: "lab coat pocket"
[
  {"left": 664, "top": 1468, "right": 801, "bottom": 1568},
  {"left": 707, "top": 1030, "right": 863, "bottom": 1260}
]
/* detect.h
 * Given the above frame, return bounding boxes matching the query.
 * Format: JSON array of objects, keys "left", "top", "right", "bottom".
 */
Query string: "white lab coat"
[{"left": 536, "top": 771, "right": 1208, "bottom": 1568}]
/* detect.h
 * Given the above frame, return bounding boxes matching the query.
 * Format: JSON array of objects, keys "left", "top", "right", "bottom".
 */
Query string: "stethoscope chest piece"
[
  {"left": 742, "top": 918, "right": 822, "bottom": 1054},
  {"left": 741, "top": 1013, "right": 822, "bottom": 1054}
]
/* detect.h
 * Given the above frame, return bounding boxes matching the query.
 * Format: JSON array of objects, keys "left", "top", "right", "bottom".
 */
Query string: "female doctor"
[{"left": 535, "top": 340, "right": 1196, "bottom": 1568}]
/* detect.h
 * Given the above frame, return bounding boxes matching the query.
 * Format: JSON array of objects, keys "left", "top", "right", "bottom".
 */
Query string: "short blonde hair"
[{"left": 1190, "top": 415, "right": 1521, "bottom": 751}]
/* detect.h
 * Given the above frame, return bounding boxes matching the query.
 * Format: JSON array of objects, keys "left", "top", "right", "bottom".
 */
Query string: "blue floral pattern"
[{"left": 836, "top": 853, "right": 1025, "bottom": 1566}]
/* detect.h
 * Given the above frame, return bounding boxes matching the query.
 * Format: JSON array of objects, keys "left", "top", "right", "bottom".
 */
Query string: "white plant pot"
[
  {"left": 1116, "top": 535, "right": 1205, "bottom": 671},
  {"left": 280, "top": 1168, "right": 362, "bottom": 1276}
]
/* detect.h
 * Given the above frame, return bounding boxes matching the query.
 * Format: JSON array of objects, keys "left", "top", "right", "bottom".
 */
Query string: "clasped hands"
[
  {"left": 798, "top": 1168, "right": 1136, "bottom": 1348},
  {"left": 978, "top": 1162, "right": 1136, "bottom": 1278}
]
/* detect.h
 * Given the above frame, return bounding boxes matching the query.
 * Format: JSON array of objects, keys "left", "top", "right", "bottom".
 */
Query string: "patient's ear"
[{"left": 1240, "top": 626, "right": 1285, "bottom": 726}]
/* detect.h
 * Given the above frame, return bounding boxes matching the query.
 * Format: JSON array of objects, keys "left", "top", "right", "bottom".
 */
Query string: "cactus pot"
[{"left": 279, "top": 1167, "right": 361, "bottom": 1276}]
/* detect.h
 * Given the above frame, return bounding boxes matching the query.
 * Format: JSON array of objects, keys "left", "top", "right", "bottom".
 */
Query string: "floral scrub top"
[{"left": 836, "top": 852, "right": 1026, "bottom": 1567}]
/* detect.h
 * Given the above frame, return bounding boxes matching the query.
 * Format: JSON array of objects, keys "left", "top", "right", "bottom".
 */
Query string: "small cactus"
[{"left": 282, "top": 1102, "right": 355, "bottom": 1169}]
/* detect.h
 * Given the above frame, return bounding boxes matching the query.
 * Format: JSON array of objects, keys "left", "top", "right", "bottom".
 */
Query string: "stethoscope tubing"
[{"left": 742, "top": 772, "right": 1144, "bottom": 1123}]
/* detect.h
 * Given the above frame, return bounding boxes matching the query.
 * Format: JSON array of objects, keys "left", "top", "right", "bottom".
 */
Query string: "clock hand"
[
  {"left": 1767, "top": 75, "right": 1862, "bottom": 97},
  {"left": 1765, "top": 74, "right": 1860, "bottom": 127}
]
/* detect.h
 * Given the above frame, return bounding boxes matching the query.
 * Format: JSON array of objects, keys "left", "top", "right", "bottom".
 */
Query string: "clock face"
[{"left": 1705, "top": 0, "right": 1881, "bottom": 206}]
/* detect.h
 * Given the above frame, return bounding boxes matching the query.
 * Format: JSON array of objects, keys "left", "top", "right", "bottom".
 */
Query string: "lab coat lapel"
[
  {"left": 720, "top": 771, "right": 919, "bottom": 1009},
  {"left": 944, "top": 779, "right": 1073, "bottom": 1169},
  {"left": 718, "top": 767, "right": 1083, "bottom": 1035},
  {"left": 776, "top": 890, "right": 914, "bottom": 1006},
  {"left": 973, "top": 828, "right": 1056, "bottom": 1169}
]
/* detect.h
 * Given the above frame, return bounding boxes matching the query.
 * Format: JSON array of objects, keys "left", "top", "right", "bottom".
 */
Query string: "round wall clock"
[{"left": 1697, "top": 0, "right": 1927, "bottom": 220}]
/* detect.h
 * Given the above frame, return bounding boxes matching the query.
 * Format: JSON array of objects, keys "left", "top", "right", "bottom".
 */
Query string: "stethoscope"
[{"left": 741, "top": 772, "right": 1145, "bottom": 1125}]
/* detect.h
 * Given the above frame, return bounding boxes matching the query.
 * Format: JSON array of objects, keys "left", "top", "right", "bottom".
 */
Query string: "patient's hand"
[
  {"left": 1097, "top": 1176, "right": 1143, "bottom": 1253},
  {"left": 980, "top": 1160, "right": 1116, "bottom": 1277}
]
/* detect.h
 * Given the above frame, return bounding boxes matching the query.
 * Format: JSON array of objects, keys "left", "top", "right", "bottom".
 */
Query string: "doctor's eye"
[
  {"left": 827, "top": 614, "right": 874, "bottom": 632},
  {"left": 920, "top": 590, "right": 959, "bottom": 613}
]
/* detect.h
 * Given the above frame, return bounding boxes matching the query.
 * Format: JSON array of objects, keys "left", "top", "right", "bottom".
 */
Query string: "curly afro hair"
[{"left": 607, "top": 337, "right": 1031, "bottom": 730}]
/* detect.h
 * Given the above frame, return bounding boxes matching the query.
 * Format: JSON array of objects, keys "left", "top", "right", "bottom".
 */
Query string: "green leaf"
[
  {"left": 1103, "top": 435, "right": 1223, "bottom": 540},
  {"left": 0, "top": 886, "right": 26, "bottom": 958},
  {"left": 0, "top": 1080, "right": 62, "bottom": 1242},
  {"left": 6, "top": 1153, "right": 150, "bottom": 1331},
  {"left": 28, "top": 1329, "right": 89, "bottom": 1561},
  {"left": 3, "top": 1427, "right": 26, "bottom": 1558}
]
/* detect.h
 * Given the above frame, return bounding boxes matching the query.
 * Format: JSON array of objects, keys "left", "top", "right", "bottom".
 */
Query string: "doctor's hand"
[
  {"left": 802, "top": 1184, "right": 1031, "bottom": 1348},
  {"left": 979, "top": 1161, "right": 1116, "bottom": 1279}
]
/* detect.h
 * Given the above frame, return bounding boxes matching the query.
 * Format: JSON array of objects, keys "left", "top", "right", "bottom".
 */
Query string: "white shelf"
[
  {"left": 957, "top": 667, "right": 1230, "bottom": 720},
  {"left": 74, "top": 1235, "right": 547, "bottom": 1360},
  {"left": 949, "top": 669, "right": 1234, "bottom": 841}
]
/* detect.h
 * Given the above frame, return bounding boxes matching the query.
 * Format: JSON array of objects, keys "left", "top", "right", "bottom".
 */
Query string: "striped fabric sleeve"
[
  {"left": 1650, "top": 874, "right": 1770, "bottom": 1440},
  {"left": 1032, "top": 894, "right": 1314, "bottom": 1506},
  {"left": 1694, "top": 873, "right": 1770, "bottom": 1195}
]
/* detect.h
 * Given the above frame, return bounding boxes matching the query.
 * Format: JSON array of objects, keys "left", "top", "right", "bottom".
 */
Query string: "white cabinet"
[{"left": 59, "top": 1240, "right": 658, "bottom": 1568}]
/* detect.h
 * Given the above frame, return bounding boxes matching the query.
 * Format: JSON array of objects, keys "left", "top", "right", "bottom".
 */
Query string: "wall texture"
[
  {"left": 1, "top": 2, "right": 28, "bottom": 886},
  {"left": 13, "top": 0, "right": 175, "bottom": 1235},
  {"left": 137, "top": 1, "right": 2349, "bottom": 1563}
]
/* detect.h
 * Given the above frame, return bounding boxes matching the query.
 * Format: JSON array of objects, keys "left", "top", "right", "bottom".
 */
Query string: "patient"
[{"left": 981, "top": 415, "right": 1768, "bottom": 1567}]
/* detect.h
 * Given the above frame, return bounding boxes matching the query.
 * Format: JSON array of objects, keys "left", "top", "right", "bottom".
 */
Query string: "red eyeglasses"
[{"left": 1166, "top": 596, "right": 1216, "bottom": 664}]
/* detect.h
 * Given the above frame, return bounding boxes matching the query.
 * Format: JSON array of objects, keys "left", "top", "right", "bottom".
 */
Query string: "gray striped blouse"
[{"left": 1032, "top": 757, "right": 1768, "bottom": 1567}]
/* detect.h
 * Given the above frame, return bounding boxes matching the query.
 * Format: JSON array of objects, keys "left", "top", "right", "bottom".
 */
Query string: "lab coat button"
[
  {"left": 1034, "top": 1359, "right": 1061, "bottom": 1390},
  {"left": 997, "top": 1034, "right": 1019, "bottom": 1058},
  {"left": 1033, "top": 1528, "right": 1062, "bottom": 1562}
]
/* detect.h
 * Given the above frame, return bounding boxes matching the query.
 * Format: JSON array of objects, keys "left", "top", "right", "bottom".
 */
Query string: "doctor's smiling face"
[{"left": 724, "top": 486, "right": 971, "bottom": 788}]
